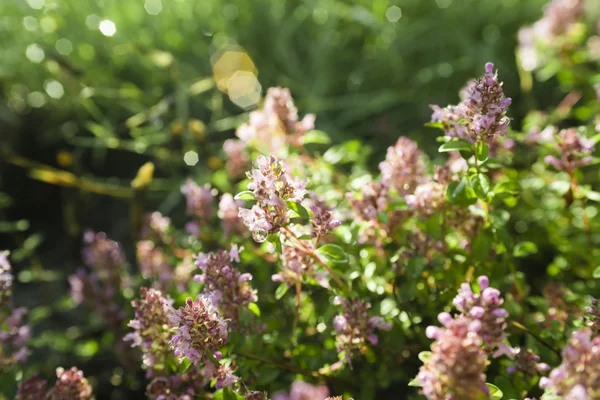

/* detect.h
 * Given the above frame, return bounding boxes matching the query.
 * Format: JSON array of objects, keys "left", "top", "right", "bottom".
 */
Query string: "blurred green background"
[{"left": 0, "top": 0, "right": 567, "bottom": 397}]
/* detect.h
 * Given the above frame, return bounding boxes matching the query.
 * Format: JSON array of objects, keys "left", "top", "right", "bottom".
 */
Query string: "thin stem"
[
  {"left": 237, "top": 352, "right": 319, "bottom": 378},
  {"left": 282, "top": 227, "right": 347, "bottom": 288},
  {"left": 510, "top": 320, "right": 561, "bottom": 357}
]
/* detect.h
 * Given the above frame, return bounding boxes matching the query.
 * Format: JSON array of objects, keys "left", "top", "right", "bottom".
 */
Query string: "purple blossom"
[
  {"left": 507, "top": 348, "right": 549, "bottom": 376},
  {"left": 239, "top": 155, "right": 308, "bottom": 242},
  {"left": 431, "top": 62, "right": 511, "bottom": 143},
  {"left": 332, "top": 297, "right": 391, "bottom": 362},
  {"left": 168, "top": 294, "right": 228, "bottom": 370},
  {"left": 146, "top": 369, "right": 206, "bottom": 400},
  {"left": 17, "top": 375, "right": 48, "bottom": 399},
  {"left": 236, "top": 87, "right": 315, "bottom": 153},
  {"left": 452, "top": 276, "right": 511, "bottom": 356},
  {"left": 272, "top": 245, "right": 312, "bottom": 286},
  {"left": 124, "top": 288, "right": 174, "bottom": 374},
  {"left": 405, "top": 181, "right": 446, "bottom": 215},
  {"left": 419, "top": 316, "right": 490, "bottom": 400},
  {"left": 517, "top": 0, "right": 585, "bottom": 71},
  {"left": 192, "top": 246, "right": 257, "bottom": 322},
  {"left": 140, "top": 212, "right": 172, "bottom": 244},
  {"left": 136, "top": 241, "right": 173, "bottom": 284},
  {"left": 378, "top": 137, "right": 426, "bottom": 193},
  {"left": 218, "top": 193, "right": 246, "bottom": 237},
  {"left": 540, "top": 328, "right": 600, "bottom": 399},
  {"left": 81, "top": 231, "right": 125, "bottom": 283},
  {"left": 0, "top": 307, "right": 30, "bottom": 371},
  {"left": 585, "top": 297, "right": 600, "bottom": 335},
  {"left": 47, "top": 367, "right": 93, "bottom": 400},
  {"left": 544, "top": 128, "right": 595, "bottom": 173},
  {"left": 274, "top": 380, "right": 330, "bottom": 400},
  {"left": 223, "top": 139, "right": 250, "bottom": 178},
  {"left": 0, "top": 250, "right": 13, "bottom": 310},
  {"left": 181, "top": 179, "right": 216, "bottom": 222},
  {"left": 309, "top": 195, "right": 341, "bottom": 238}
]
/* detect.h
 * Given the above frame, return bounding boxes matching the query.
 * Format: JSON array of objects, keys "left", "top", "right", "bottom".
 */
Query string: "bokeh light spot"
[
  {"left": 223, "top": 4, "right": 239, "bottom": 20},
  {"left": 23, "top": 16, "right": 39, "bottom": 31},
  {"left": 145, "top": 0, "right": 163, "bottom": 16},
  {"left": 99, "top": 20, "right": 117, "bottom": 37},
  {"left": 227, "top": 70, "right": 262, "bottom": 110},
  {"left": 211, "top": 45, "right": 258, "bottom": 92},
  {"left": 40, "top": 16, "right": 57, "bottom": 33},
  {"left": 184, "top": 151, "right": 199, "bottom": 166},
  {"left": 436, "top": 0, "right": 452, "bottom": 8},
  {"left": 44, "top": 80, "right": 65, "bottom": 99},
  {"left": 26, "top": 0, "right": 44, "bottom": 10},
  {"left": 386, "top": 6, "right": 402, "bottom": 22},
  {"left": 313, "top": 8, "right": 328, "bottom": 25},
  {"left": 56, "top": 38, "right": 73, "bottom": 55},
  {"left": 27, "top": 92, "right": 46, "bottom": 108},
  {"left": 86, "top": 14, "right": 101, "bottom": 30},
  {"left": 26, "top": 44, "right": 45, "bottom": 63}
]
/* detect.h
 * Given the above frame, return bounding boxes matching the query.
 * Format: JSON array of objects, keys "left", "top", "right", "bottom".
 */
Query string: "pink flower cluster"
[
  {"left": 272, "top": 244, "right": 323, "bottom": 287},
  {"left": 218, "top": 194, "right": 245, "bottom": 237},
  {"left": 431, "top": 62, "right": 511, "bottom": 142},
  {"left": 272, "top": 380, "right": 330, "bottom": 400},
  {"left": 379, "top": 136, "right": 426, "bottom": 194},
  {"left": 518, "top": 0, "right": 585, "bottom": 71},
  {"left": 1, "top": 307, "right": 30, "bottom": 371},
  {"left": 0, "top": 252, "right": 29, "bottom": 371},
  {"left": 238, "top": 155, "right": 307, "bottom": 242},
  {"left": 146, "top": 368, "right": 207, "bottom": 400},
  {"left": 70, "top": 231, "right": 129, "bottom": 329},
  {"left": 452, "top": 276, "right": 511, "bottom": 357},
  {"left": 419, "top": 315, "right": 490, "bottom": 400},
  {"left": 181, "top": 179, "right": 216, "bottom": 223},
  {"left": 193, "top": 245, "right": 257, "bottom": 322},
  {"left": 332, "top": 297, "right": 392, "bottom": 362},
  {"left": 17, "top": 375, "right": 48, "bottom": 399},
  {"left": 236, "top": 87, "right": 315, "bottom": 154},
  {"left": 540, "top": 328, "right": 600, "bottom": 399},
  {"left": 0, "top": 250, "right": 13, "bottom": 309},
  {"left": 124, "top": 287, "right": 174, "bottom": 374},
  {"left": 168, "top": 295, "right": 238, "bottom": 387},
  {"left": 544, "top": 128, "right": 595, "bottom": 173},
  {"left": 47, "top": 367, "right": 93, "bottom": 400},
  {"left": 507, "top": 348, "right": 549, "bottom": 376}
]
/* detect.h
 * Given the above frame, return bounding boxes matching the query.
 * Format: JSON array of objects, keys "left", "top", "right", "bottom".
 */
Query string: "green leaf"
[
  {"left": 513, "top": 241, "right": 538, "bottom": 257},
  {"left": 275, "top": 283, "right": 289, "bottom": 300},
  {"left": 234, "top": 190, "right": 255, "bottom": 200},
  {"left": 301, "top": 130, "right": 331, "bottom": 145},
  {"left": 316, "top": 244, "right": 349, "bottom": 264},
  {"left": 179, "top": 358, "right": 192, "bottom": 374},
  {"left": 286, "top": 200, "right": 309, "bottom": 219},
  {"left": 223, "top": 387, "right": 243, "bottom": 400},
  {"left": 408, "top": 376, "right": 422, "bottom": 387},
  {"left": 248, "top": 302, "right": 261, "bottom": 317},
  {"left": 438, "top": 140, "right": 472, "bottom": 153},
  {"left": 486, "top": 383, "right": 503, "bottom": 399},
  {"left": 472, "top": 235, "right": 491, "bottom": 262},
  {"left": 584, "top": 190, "right": 600, "bottom": 202},
  {"left": 267, "top": 234, "right": 282, "bottom": 255},
  {"left": 447, "top": 178, "right": 478, "bottom": 206},
  {"left": 424, "top": 121, "right": 444, "bottom": 129},
  {"left": 493, "top": 181, "right": 520, "bottom": 196},
  {"left": 418, "top": 351, "right": 432, "bottom": 362},
  {"left": 475, "top": 141, "right": 489, "bottom": 161},
  {"left": 470, "top": 173, "right": 490, "bottom": 199},
  {"left": 592, "top": 266, "right": 600, "bottom": 279}
]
